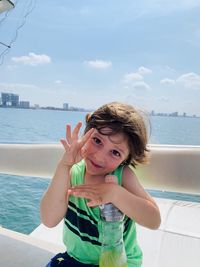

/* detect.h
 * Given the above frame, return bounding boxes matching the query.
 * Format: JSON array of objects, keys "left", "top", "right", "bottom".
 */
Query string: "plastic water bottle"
[{"left": 99, "top": 176, "right": 128, "bottom": 267}]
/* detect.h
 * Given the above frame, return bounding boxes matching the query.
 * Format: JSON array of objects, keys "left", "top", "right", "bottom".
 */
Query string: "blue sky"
[{"left": 1, "top": 0, "right": 200, "bottom": 115}]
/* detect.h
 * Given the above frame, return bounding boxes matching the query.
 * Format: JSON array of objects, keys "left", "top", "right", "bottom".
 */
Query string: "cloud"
[
  {"left": 122, "top": 66, "right": 152, "bottom": 89},
  {"left": 160, "top": 78, "right": 176, "bottom": 85},
  {"left": 132, "top": 81, "right": 151, "bottom": 91},
  {"left": 160, "top": 72, "right": 200, "bottom": 89},
  {"left": 123, "top": 72, "right": 143, "bottom": 83},
  {"left": 138, "top": 66, "right": 152, "bottom": 75},
  {"left": 85, "top": 59, "right": 112, "bottom": 69},
  {"left": 123, "top": 66, "right": 152, "bottom": 83},
  {"left": 11, "top": 53, "right": 51, "bottom": 66},
  {"left": 176, "top": 72, "right": 200, "bottom": 89}
]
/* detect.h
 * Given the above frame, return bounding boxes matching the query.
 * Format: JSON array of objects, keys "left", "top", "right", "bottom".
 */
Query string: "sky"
[{"left": 0, "top": 0, "right": 200, "bottom": 116}]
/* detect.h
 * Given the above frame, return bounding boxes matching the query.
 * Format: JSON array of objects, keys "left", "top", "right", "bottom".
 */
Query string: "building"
[
  {"left": 1, "top": 93, "right": 19, "bottom": 107},
  {"left": 170, "top": 111, "right": 179, "bottom": 117},
  {"left": 34, "top": 104, "right": 40, "bottom": 109},
  {"left": 63, "top": 103, "right": 69, "bottom": 110},
  {"left": 19, "top": 101, "right": 30, "bottom": 109}
]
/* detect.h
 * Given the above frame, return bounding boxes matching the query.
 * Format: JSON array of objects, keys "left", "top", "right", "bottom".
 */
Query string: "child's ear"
[{"left": 86, "top": 112, "right": 92, "bottom": 122}]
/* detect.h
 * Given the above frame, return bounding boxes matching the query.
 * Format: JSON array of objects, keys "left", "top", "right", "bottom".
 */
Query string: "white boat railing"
[{"left": 0, "top": 143, "right": 200, "bottom": 194}]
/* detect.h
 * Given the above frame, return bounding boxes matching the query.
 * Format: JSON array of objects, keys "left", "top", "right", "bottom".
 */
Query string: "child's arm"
[
  {"left": 113, "top": 166, "right": 161, "bottom": 229},
  {"left": 68, "top": 166, "right": 160, "bottom": 230},
  {"left": 40, "top": 122, "right": 94, "bottom": 227},
  {"left": 40, "top": 160, "right": 71, "bottom": 227}
]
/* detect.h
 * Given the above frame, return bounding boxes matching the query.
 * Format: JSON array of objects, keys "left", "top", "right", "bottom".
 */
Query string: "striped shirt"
[{"left": 63, "top": 160, "right": 142, "bottom": 266}]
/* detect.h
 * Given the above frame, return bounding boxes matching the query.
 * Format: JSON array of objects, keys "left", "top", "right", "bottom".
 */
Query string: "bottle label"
[{"left": 100, "top": 203, "right": 124, "bottom": 221}]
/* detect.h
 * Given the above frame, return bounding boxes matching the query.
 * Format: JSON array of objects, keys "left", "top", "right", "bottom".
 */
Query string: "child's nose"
[{"left": 95, "top": 148, "right": 106, "bottom": 161}]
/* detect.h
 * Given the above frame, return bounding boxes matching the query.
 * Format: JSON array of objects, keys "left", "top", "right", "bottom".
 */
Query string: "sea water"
[
  {"left": 0, "top": 108, "right": 200, "bottom": 234},
  {"left": 1, "top": 108, "right": 200, "bottom": 145}
]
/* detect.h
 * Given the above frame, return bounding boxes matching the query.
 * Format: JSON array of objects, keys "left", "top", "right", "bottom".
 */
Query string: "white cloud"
[
  {"left": 123, "top": 66, "right": 152, "bottom": 84},
  {"left": 11, "top": 53, "right": 51, "bottom": 66},
  {"left": 132, "top": 81, "right": 151, "bottom": 91},
  {"left": 85, "top": 60, "right": 112, "bottom": 69},
  {"left": 123, "top": 72, "right": 143, "bottom": 83},
  {"left": 176, "top": 72, "right": 200, "bottom": 89},
  {"left": 160, "top": 78, "right": 176, "bottom": 85},
  {"left": 138, "top": 66, "right": 152, "bottom": 75},
  {"left": 160, "top": 72, "right": 200, "bottom": 89},
  {"left": 122, "top": 66, "right": 152, "bottom": 91}
]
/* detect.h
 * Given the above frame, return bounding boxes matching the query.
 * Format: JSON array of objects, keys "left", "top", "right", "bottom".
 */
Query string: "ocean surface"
[{"left": 0, "top": 108, "right": 200, "bottom": 234}]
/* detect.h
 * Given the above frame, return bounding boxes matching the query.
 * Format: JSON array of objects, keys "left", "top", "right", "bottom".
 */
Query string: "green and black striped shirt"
[{"left": 63, "top": 160, "right": 142, "bottom": 267}]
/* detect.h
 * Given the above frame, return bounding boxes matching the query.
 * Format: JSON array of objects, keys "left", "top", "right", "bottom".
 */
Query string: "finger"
[
  {"left": 66, "top": 124, "right": 72, "bottom": 144},
  {"left": 72, "top": 122, "right": 82, "bottom": 140},
  {"left": 68, "top": 187, "right": 97, "bottom": 198},
  {"left": 60, "top": 139, "right": 70, "bottom": 150},
  {"left": 79, "top": 128, "right": 94, "bottom": 147},
  {"left": 87, "top": 200, "right": 97, "bottom": 207},
  {"left": 68, "top": 187, "right": 90, "bottom": 195},
  {"left": 87, "top": 198, "right": 102, "bottom": 207},
  {"left": 81, "top": 146, "right": 87, "bottom": 158},
  {"left": 68, "top": 189, "right": 90, "bottom": 198},
  {"left": 69, "top": 184, "right": 96, "bottom": 191}
]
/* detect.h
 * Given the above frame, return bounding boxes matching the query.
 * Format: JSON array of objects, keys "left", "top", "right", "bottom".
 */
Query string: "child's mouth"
[{"left": 90, "top": 159, "right": 102, "bottom": 169}]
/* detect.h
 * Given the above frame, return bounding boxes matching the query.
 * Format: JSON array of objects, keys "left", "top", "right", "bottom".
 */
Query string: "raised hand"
[
  {"left": 68, "top": 176, "right": 119, "bottom": 207},
  {"left": 60, "top": 122, "right": 94, "bottom": 167}
]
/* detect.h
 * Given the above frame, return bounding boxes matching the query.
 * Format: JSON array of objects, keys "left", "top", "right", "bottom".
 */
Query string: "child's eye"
[
  {"left": 112, "top": 150, "right": 121, "bottom": 157},
  {"left": 93, "top": 137, "right": 101, "bottom": 145}
]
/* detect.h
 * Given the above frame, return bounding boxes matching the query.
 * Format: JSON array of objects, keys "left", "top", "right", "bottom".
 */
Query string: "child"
[{"left": 41, "top": 102, "right": 161, "bottom": 267}]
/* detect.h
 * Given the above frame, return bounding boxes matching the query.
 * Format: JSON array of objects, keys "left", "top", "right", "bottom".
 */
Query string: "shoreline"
[{"left": 0, "top": 105, "right": 199, "bottom": 118}]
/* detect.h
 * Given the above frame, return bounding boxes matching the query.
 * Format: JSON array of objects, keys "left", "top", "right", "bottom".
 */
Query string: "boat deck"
[
  {"left": 0, "top": 144, "right": 200, "bottom": 266},
  {"left": 1, "top": 197, "right": 200, "bottom": 267}
]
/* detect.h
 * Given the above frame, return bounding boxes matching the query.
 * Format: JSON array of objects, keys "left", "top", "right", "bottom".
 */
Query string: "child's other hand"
[
  {"left": 60, "top": 122, "right": 94, "bottom": 168},
  {"left": 68, "top": 182, "right": 118, "bottom": 207}
]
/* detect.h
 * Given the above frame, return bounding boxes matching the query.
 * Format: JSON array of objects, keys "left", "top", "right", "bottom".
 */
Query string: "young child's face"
[{"left": 83, "top": 128, "right": 129, "bottom": 176}]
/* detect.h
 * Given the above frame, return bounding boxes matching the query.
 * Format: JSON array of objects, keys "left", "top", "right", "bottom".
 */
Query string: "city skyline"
[
  {"left": 0, "top": 91, "right": 199, "bottom": 118},
  {"left": 0, "top": 91, "right": 90, "bottom": 111},
  {"left": 0, "top": 1, "right": 200, "bottom": 116}
]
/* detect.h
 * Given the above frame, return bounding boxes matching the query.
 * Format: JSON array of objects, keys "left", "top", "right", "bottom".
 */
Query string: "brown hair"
[{"left": 84, "top": 102, "right": 150, "bottom": 168}]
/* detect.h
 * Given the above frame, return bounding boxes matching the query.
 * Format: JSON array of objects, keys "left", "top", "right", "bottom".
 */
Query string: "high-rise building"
[
  {"left": 1, "top": 93, "right": 19, "bottom": 107},
  {"left": 63, "top": 103, "right": 69, "bottom": 110},
  {"left": 19, "top": 101, "right": 30, "bottom": 108}
]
